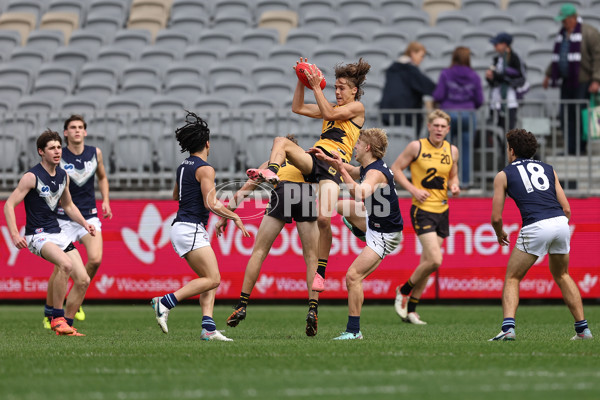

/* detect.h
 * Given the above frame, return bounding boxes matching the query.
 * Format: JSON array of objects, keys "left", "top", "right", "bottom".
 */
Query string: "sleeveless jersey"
[
  {"left": 410, "top": 138, "right": 453, "bottom": 213},
  {"left": 360, "top": 159, "right": 404, "bottom": 233},
  {"left": 314, "top": 105, "right": 362, "bottom": 163},
  {"left": 173, "top": 156, "right": 211, "bottom": 226},
  {"left": 24, "top": 164, "right": 67, "bottom": 235},
  {"left": 503, "top": 158, "right": 565, "bottom": 226},
  {"left": 57, "top": 145, "right": 98, "bottom": 220},
  {"left": 277, "top": 159, "right": 305, "bottom": 183}
]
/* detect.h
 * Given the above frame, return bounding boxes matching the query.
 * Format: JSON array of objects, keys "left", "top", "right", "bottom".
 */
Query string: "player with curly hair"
[
  {"left": 151, "top": 111, "right": 250, "bottom": 341},
  {"left": 489, "top": 129, "right": 592, "bottom": 341},
  {"left": 246, "top": 58, "right": 371, "bottom": 293}
]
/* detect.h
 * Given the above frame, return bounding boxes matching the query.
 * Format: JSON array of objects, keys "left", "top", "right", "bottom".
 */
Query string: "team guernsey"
[
  {"left": 315, "top": 105, "right": 362, "bottom": 163},
  {"left": 360, "top": 159, "right": 403, "bottom": 233},
  {"left": 57, "top": 145, "right": 98, "bottom": 220},
  {"left": 173, "top": 156, "right": 210, "bottom": 226},
  {"left": 410, "top": 138, "right": 454, "bottom": 213},
  {"left": 503, "top": 158, "right": 565, "bottom": 226},
  {"left": 24, "top": 164, "right": 67, "bottom": 235},
  {"left": 277, "top": 160, "right": 305, "bottom": 183}
]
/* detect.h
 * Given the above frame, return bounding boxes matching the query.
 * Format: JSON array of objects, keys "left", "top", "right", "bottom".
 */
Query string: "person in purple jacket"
[{"left": 433, "top": 46, "right": 484, "bottom": 187}]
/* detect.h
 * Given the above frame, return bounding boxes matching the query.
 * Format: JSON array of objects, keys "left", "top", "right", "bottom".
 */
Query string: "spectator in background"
[
  {"left": 543, "top": 3, "right": 600, "bottom": 155},
  {"left": 380, "top": 42, "right": 436, "bottom": 138},
  {"left": 485, "top": 33, "right": 527, "bottom": 132},
  {"left": 433, "top": 46, "right": 484, "bottom": 187}
]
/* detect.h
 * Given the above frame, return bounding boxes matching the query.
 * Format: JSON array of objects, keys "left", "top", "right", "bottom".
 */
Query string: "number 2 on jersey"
[{"left": 516, "top": 163, "right": 549, "bottom": 193}]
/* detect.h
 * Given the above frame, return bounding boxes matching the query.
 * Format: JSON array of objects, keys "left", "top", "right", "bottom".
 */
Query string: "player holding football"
[
  {"left": 43, "top": 115, "right": 112, "bottom": 329},
  {"left": 310, "top": 128, "right": 404, "bottom": 340},
  {"left": 489, "top": 128, "right": 592, "bottom": 341},
  {"left": 391, "top": 110, "right": 460, "bottom": 325},
  {"left": 247, "top": 57, "right": 371, "bottom": 293},
  {"left": 151, "top": 111, "right": 249, "bottom": 341},
  {"left": 4, "top": 130, "right": 95, "bottom": 336},
  {"left": 217, "top": 136, "right": 321, "bottom": 336}
]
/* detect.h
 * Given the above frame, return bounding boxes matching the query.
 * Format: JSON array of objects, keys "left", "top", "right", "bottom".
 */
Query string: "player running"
[
  {"left": 489, "top": 128, "right": 592, "bottom": 341},
  {"left": 150, "top": 111, "right": 249, "bottom": 341},
  {"left": 391, "top": 110, "right": 460, "bottom": 325},
  {"left": 247, "top": 57, "right": 370, "bottom": 293},
  {"left": 4, "top": 130, "right": 95, "bottom": 336},
  {"left": 43, "top": 115, "right": 112, "bottom": 329}
]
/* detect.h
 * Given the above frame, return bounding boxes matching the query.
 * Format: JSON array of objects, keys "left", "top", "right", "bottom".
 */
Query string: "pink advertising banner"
[{"left": 1, "top": 198, "right": 599, "bottom": 300}]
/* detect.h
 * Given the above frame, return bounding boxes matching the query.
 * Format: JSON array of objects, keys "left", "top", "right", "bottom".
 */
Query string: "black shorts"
[
  {"left": 302, "top": 147, "right": 344, "bottom": 185},
  {"left": 410, "top": 204, "right": 449, "bottom": 238},
  {"left": 265, "top": 182, "right": 317, "bottom": 223}
]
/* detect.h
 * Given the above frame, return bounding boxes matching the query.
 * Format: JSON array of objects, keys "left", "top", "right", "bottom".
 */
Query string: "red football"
[{"left": 296, "top": 62, "right": 326, "bottom": 90}]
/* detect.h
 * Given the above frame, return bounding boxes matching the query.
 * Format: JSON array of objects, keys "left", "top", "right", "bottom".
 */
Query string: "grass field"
[{"left": 0, "top": 304, "right": 598, "bottom": 400}]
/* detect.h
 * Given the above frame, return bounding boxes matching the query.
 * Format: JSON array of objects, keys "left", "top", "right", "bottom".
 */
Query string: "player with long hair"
[{"left": 247, "top": 57, "right": 371, "bottom": 294}]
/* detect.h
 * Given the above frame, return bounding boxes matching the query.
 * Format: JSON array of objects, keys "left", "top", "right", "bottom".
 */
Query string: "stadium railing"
[{"left": 0, "top": 99, "right": 597, "bottom": 197}]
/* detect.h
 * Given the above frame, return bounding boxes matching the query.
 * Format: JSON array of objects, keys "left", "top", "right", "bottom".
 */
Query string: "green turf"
[{"left": 0, "top": 304, "right": 598, "bottom": 400}]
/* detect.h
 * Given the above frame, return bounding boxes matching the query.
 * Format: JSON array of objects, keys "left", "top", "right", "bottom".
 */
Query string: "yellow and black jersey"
[
  {"left": 313, "top": 105, "right": 362, "bottom": 164},
  {"left": 277, "top": 159, "right": 305, "bottom": 184},
  {"left": 410, "top": 138, "right": 454, "bottom": 213}
]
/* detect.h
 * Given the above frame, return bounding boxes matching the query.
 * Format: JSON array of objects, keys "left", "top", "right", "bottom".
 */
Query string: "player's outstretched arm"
[
  {"left": 198, "top": 166, "right": 250, "bottom": 237},
  {"left": 3, "top": 172, "right": 35, "bottom": 249},
  {"left": 215, "top": 161, "right": 267, "bottom": 234}
]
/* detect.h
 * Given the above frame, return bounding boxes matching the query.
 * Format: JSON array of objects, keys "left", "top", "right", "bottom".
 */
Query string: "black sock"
[
  {"left": 407, "top": 296, "right": 419, "bottom": 313},
  {"left": 267, "top": 163, "right": 280, "bottom": 174},
  {"left": 236, "top": 292, "right": 250, "bottom": 309},
  {"left": 44, "top": 304, "right": 53, "bottom": 319},
  {"left": 317, "top": 259, "right": 327, "bottom": 278},
  {"left": 400, "top": 279, "right": 414, "bottom": 296},
  {"left": 308, "top": 299, "right": 318, "bottom": 314},
  {"left": 65, "top": 317, "right": 74, "bottom": 327}
]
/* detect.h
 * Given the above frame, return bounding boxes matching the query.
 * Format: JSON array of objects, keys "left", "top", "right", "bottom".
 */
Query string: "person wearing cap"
[
  {"left": 543, "top": 3, "right": 600, "bottom": 155},
  {"left": 485, "top": 32, "right": 527, "bottom": 133}
]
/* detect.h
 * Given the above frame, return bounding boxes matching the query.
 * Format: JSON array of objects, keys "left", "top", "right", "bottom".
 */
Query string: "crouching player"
[
  {"left": 311, "top": 128, "right": 403, "bottom": 340},
  {"left": 4, "top": 130, "right": 95, "bottom": 336},
  {"left": 489, "top": 129, "right": 592, "bottom": 341}
]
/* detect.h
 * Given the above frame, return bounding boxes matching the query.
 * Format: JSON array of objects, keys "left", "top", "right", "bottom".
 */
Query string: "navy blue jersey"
[
  {"left": 359, "top": 159, "right": 404, "bottom": 233},
  {"left": 24, "top": 164, "right": 67, "bottom": 235},
  {"left": 503, "top": 158, "right": 565, "bottom": 226},
  {"left": 58, "top": 145, "right": 98, "bottom": 219},
  {"left": 173, "top": 156, "right": 211, "bottom": 226}
]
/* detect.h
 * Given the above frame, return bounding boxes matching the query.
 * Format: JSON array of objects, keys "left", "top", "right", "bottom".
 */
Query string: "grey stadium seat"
[
  {"left": 155, "top": 29, "right": 193, "bottom": 52},
  {"left": 197, "top": 29, "right": 236, "bottom": 50},
  {"left": 211, "top": 11, "right": 253, "bottom": 33},
  {"left": 328, "top": 27, "right": 368, "bottom": 50},
  {"left": 301, "top": 11, "right": 342, "bottom": 34},
  {"left": 240, "top": 28, "right": 280, "bottom": 52},
  {"left": 183, "top": 45, "right": 221, "bottom": 66},
  {"left": 223, "top": 45, "right": 263, "bottom": 64},
  {"left": 169, "top": 14, "right": 209, "bottom": 33},
  {"left": 285, "top": 27, "right": 324, "bottom": 52},
  {"left": 79, "top": 61, "right": 120, "bottom": 88},
  {"left": 164, "top": 81, "right": 206, "bottom": 103}
]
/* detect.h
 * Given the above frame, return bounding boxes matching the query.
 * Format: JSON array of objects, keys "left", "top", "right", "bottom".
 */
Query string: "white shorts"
[
  {"left": 58, "top": 217, "right": 102, "bottom": 243},
  {"left": 516, "top": 216, "right": 570, "bottom": 257},
  {"left": 366, "top": 224, "right": 403, "bottom": 259},
  {"left": 171, "top": 222, "right": 211, "bottom": 257},
  {"left": 25, "top": 231, "right": 72, "bottom": 258}
]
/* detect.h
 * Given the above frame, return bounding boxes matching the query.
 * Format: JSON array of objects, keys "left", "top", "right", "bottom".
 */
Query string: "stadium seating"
[
  {"left": 39, "top": 12, "right": 79, "bottom": 43},
  {"left": 0, "top": 12, "right": 37, "bottom": 45},
  {"left": 257, "top": 10, "right": 298, "bottom": 43}
]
